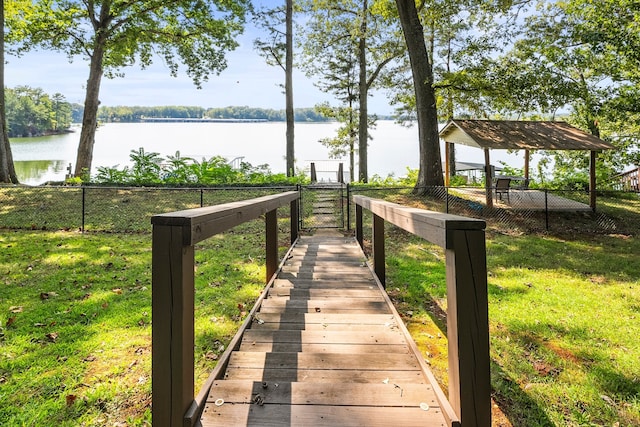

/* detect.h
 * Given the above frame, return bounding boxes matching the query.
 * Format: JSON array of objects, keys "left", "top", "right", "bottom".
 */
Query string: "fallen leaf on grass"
[
  {"left": 45, "top": 332, "right": 59, "bottom": 342},
  {"left": 83, "top": 355, "right": 97, "bottom": 362},
  {"left": 9, "top": 306, "right": 23, "bottom": 313},
  {"left": 40, "top": 292, "right": 58, "bottom": 300},
  {"left": 205, "top": 352, "right": 219, "bottom": 361},
  {"left": 66, "top": 394, "right": 77, "bottom": 406},
  {"left": 6, "top": 316, "right": 16, "bottom": 327},
  {"left": 112, "top": 288, "right": 123, "bottom": 295}
]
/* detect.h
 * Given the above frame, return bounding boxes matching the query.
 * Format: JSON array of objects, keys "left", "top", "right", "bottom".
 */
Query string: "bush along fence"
[
  {"left": 0, "top": 184, "right": 638, "bottom": 235},
  {"left": 0, "top": 185, "right": 299, "bottom": 233}
]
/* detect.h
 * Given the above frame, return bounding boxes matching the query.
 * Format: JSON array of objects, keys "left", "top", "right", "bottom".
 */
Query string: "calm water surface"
[{"left": 11, "top": 121, "right": 519, "bottom": 185}]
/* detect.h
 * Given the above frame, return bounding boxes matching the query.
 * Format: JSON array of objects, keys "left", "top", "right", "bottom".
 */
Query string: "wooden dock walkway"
[{"left": 199, "top": 234, "right": 451, "bottom": 426}]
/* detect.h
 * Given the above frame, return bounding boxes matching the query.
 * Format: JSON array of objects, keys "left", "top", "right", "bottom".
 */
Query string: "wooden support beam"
[
  {"left": 372, "top": 213, "right": 385, "bottom": 287},
  {"left": 355, "top": 204, "right": 363, "bottom": 249},
  {"left": 266, "top": 209, "right": 278, "bottom": 283},
  {"left": 290, "top": 197, "right": 299, "bottom": 244},
  {"left": 446, "top": 229, "right": 491, "bottom": 426},
  {"left": 524, "top": 149, "right": 530, "bottom": 180},
  {"left": 152, "top": 224, "right": 195, "bottom": 427}
]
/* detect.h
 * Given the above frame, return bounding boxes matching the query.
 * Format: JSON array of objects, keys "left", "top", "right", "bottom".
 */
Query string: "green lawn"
[{"left": 0, "top": 191, "right": 639, "bottom": 426}]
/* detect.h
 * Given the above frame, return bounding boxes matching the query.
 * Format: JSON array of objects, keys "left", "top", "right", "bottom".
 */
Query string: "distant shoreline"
[{"left": 140, "top": 117, "right": 268, "bottom": 123}]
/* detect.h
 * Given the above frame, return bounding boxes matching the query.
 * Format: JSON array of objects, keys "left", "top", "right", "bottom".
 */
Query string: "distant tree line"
[
  {"left": 95, "top": 105, "right": 330, "bottom": 123},
  {"left": 6, "top": 86, "right": 73, "bottom": 137}
]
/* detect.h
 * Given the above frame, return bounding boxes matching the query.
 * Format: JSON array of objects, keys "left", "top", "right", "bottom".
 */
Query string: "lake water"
[{"left": 11, "top": 121, "right": 524, "bottom": 185}]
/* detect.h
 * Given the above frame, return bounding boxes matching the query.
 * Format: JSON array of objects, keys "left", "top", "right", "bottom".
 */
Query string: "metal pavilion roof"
[{"left": 439, "top": 120, "right": 614, "bottom": 151}]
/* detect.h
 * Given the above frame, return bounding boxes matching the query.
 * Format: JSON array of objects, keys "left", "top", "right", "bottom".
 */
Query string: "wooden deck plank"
[
  {"left": 239, "top": 342, "right": 410, "bottom": 353},
  {"left": 223, "top": 368, "right": 427, "bottom": 383},
  {"left": 248, "top": 323, "right": 399, "bottom": 332},
  {"left": 267, "top": 288, "right": 382, "bottom": 298},
  {"left": 272, "top": 279, "right": 376, "bottom": 289},
  {"left": 200, "top": 404, "right": 447, "bottom": 427},
  {"left": 241, "top": 330, "right": 407, "bottom": 345},
  {"left": 250, "top": 313, "right": 396, "bottom": 325},
  {"left": 206, "top": 380, "right": 441, "bottom": 407},
  {"left": 227, "top": 352, "right": 420, "bottom": 371},
  {"left": 258, "top": 299, "right": 389, "bottom": 311}
]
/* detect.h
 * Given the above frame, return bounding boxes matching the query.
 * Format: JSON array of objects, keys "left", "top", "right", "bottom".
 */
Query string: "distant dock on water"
[{"left": 140, "top": 117, "right": 268, "bottom": 123}]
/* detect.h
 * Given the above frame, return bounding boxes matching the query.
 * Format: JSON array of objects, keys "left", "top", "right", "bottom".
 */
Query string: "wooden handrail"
[
  {"left": 353, "top": 195, "right": 490, "bottom": 427},
  {"left": 151, "top": 191, "right": 300, "bottom": 427}
]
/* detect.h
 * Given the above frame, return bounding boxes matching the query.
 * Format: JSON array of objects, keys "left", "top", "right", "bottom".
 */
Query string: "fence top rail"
[
  {"left": 353, "top": 195, "right": 485, "bottom": 249},
  {"left": 151, "top": 191, "right": 299, "bottom": 245}
]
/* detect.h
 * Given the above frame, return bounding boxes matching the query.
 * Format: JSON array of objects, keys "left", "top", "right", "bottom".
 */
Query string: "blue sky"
[{"left": 5, "top": 13, "right": 393, "bottom": 114}]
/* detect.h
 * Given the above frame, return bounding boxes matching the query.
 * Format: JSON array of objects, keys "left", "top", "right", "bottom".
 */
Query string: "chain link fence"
[
  {"left": 0, "top": 185, "right": 298, "bottom": 233},
  {"left": 2, "top": 184, "right": 638, "bottom": 236},
  {"left": 346, "top": 185, "right": 640, "bottom": 236}
]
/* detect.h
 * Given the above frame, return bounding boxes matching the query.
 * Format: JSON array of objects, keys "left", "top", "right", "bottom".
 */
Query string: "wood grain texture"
[{"left": 196, "top": 235, "right": 452, "bottom": 426}]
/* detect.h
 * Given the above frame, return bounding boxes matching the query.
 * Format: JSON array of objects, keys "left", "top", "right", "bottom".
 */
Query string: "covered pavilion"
[{"left": 439, "top": 119, "right": 615, "bottom": 210}]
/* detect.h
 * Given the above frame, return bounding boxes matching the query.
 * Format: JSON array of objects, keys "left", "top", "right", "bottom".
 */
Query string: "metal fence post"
[
  {"left": 81, "top": 187, "right": 86, "bottom": 233},
  {"left": 545, "top": 189, "right": 549, "bottom": 230},
  {"left": 200, "top": 188, "right": 204, "bottom": 207},
  {"left": 347, "top": 184, "right": 352, "bottom": 231}
]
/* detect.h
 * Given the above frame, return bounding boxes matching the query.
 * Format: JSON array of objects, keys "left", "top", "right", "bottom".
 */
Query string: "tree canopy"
[{"left": 7, "top": 0, "right": 251, "bottom": 178}]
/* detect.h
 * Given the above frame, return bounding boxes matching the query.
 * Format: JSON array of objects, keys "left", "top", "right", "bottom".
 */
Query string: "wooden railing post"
[
  {"left": 152, "top": 224, "right": 195, "bottom": 427},
  {"left": 445, "top": 228, "right": 491, "bottom": 426},
  {"left": 372, "top": 213, "right": 385, "bottom": 287},
  {"left": 265, "top": 209, "right": 278, "bottom": 283},
  {"left": 290, "top": 196, "right": 299, "bottom": 244},
  {"left": 355, "top": 204, "right": 363, "bottom": 249}
]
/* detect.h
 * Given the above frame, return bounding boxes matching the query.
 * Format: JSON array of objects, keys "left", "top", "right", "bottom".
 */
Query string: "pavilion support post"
[
  {"left": 524, "top": 149, "right": 530, "bottom": 181},
  {"left": 310, "top": 162, "right": 317, "bottom": 183},
  {"left": 589, "top": 150, "right": 597, "bottom": 212},
  {"left": 445, "top": 142, "right": 451, "bottom": 187},
  {"left": 484, "top": 148, "right": 493, "bottom": 208}
]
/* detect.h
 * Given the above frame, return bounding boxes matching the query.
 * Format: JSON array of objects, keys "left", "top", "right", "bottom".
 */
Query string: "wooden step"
[
  {"left": 273, "top": 279, "right": 376, "bottom": 289},
  {"left": 223, "top": 367, "right": 427, "bottom": 383},
  {"left": 206, "top": 380, "right": 442, "bottom": 407},
  {"left": 250, "top": 312, "right": 396, "bottom": 326},
  {"left": 267, "top": 288, "right": 382, "bottom": 298},
  {"left": 239, "top": 342, "right": 410, "bottom": 353},
  {"left": 201, "top": 403, "right": 447, "bottom": 427},
  {"left": 241, "top": 330, "right": 406, "bottom": 346}
]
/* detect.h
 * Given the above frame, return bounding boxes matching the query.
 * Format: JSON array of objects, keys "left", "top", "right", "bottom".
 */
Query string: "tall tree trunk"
[
  {"left": 357, "top": 0, "right": 368, "bottom": 182},
  {"left": 395, "top": 0, "right": 443, "bottom": 191},
  {"left": 349, "top": 99, "right": 355, "bottom": 182},
  {"left": 285, "top": 0, "right": 295, "bottom": 177},
  {"left": 0, "top": 0, "right": 18, "bottom": 184},
  {"left": 74, "top": 39, "right": 105, "bottom": 178}
]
